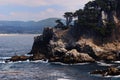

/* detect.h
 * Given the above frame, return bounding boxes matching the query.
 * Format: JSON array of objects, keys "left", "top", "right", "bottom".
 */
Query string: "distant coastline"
[{"left": 0, "top": 18, "right": 64, "bottom": 34}]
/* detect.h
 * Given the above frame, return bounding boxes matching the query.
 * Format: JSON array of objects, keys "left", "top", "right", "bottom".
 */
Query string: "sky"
[{"left": 0, "top": 0, "right": 91, "bottom": 21}]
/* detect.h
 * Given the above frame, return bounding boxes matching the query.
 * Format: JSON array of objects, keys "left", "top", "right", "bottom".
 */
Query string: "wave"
[
  {"left": 57, "top": 78, "right": 70, "bottom": 80},
  {"left": 105, "top": 75, "right": 120, "bottom": 78},
  {"left": 0, "top": 57, "right": 10, "bottom": 63},
  {"left": 0, "top": 34, "right": 20, "bottom": 36},
  {"left": 91, "top": 74, "right": 120, "bottom": 78},
  {"left": 30, "top": 60, "right": 48, "bottom": 63},
  {"left": 0, "top": 58, "right": 89, "bottom": 65},
  {"left": 0, "top": 57, "right": 11, "bottom": 60},
  {"left": 73, "top": 62, "right": 90, "bottom": 65},
  {"left": 0, "top": 61, "right": 6, "bottom": 63},
  {"left": 90, "top": 74, "right": 102, "bottom": 77},
  {"left": 0, "top": 59, "right": 49, "bottom": 64},
  {"left": 113, "top": 61, "right": 120, "bottom": 64},
  {"left": 50, "top": 62, "right": 90, "bottom": 66},
  {"left": 96, "top": 61, "right": 114, "bottom": 66},
  {"left": 50, "top": 62, "right": 69, "bottom": 65}
]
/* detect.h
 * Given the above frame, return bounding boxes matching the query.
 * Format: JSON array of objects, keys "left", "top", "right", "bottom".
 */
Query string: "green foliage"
[
  {"left": 62, "top": 0, "right": 117, "bottom": 39},
  {"left": 71, "top": 0, "right": 117, "bottom": 38},
  {"left": 55, "top": 19, "right": 65, "bottom": 29},
  {"left": 105, "top": 22, "right": 115, "bottom": 35},
  {"left": 95, "top": 22, "right": 116, "bottom": 37},
  {"left": 96, "top": 27, "right": 106, "bottom": 37}
]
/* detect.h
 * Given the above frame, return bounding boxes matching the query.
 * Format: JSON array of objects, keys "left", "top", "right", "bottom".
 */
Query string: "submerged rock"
[
  {"left": 90, "top": 67, "right": 120, "bottom": 76},
  {"left": 8, "top": 55, "right": 29, "bottom": 62}
]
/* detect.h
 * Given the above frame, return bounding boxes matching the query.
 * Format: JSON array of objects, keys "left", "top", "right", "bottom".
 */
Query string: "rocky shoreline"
[
  {"left": 7, "top": 27, "right": 120, "bottom": 63},
  {"left": 5, "top": 27, "right": 120, "bottom": 76}
]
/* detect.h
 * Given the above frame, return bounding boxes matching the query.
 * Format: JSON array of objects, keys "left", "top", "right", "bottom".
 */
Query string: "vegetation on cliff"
[{"left": 60, "top": 0, "right": 120, "bottom": 42}]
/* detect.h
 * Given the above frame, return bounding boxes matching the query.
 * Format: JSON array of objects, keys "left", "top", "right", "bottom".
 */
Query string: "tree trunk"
[{"left": 66, "top": 17, "right": 69, "bottom": 27}]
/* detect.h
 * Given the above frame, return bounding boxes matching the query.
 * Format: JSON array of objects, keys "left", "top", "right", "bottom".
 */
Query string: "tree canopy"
[
  {"left": 63, "top": 12, "right": 73, "bottom": 27},
  {"left": 62, "top": 0, "right": 120, "bottom": 40}
]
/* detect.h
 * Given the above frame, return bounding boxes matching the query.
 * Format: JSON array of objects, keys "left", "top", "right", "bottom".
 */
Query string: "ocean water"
[{"left": 0, "top": 34, "right": 120, "bottom": 80}]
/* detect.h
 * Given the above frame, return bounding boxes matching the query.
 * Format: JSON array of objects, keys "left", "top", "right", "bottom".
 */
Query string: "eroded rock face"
[
  {"left": 49, "top": 39, "right": 66, "bottom": 56},
  {"left": 29, "top": 27, "right": 119, "bottom": 63},
  {"left": 75, "top": 41, "right": 98, "bottom": 60},
  {"left": 74, "top": 39, "right": 119, "bottom": 61},
  {"left": 8, "top": 26, "right": 117, "bottom": 64}
]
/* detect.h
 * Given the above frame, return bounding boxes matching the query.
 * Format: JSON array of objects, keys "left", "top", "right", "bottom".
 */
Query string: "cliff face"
[{"left": 28, "top": 26, "right": 120, "bottom": 63}]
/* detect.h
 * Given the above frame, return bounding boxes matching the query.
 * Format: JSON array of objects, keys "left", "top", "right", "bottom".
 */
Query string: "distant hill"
[{"left": 0, "top": 18, "right": 65, "bottom": 34}]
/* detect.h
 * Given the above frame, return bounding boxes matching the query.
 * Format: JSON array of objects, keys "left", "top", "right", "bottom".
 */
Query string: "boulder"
[
  {"left": 19, "top": 55, "right": 29, "bottom": 61},
  {"left": 75, "top": 41, "right": 101, "bottom": 60},
  {"left": 9, "top": 55, "right": 20, "bottom": 62},
  {"left": 53, "top": 47, "right": 67, "bottom": 56},
  {"left": 78, "top": 53, "right": 95, "bottom": 62},
  {"left": 31, "top": 53, "right": 46, "bottom": 60},
  {"left": 8, "top": 55, "right": 29, "bottom": 62},
  {"left": 63, "top": 49, "right": 95, "bottom": 63}
]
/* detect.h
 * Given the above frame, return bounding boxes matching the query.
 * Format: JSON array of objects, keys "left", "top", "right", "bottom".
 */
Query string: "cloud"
[
  {"left": 0, "top": 8, "right": 64, "bottom": 21},
  {"left": 0, "top": 0, "right": 48, "bottom": 7},
  {"left": 0, "top": 0, "right": 91, "bottom": 8},
  {"left": 0, "top": 0, "right": 92, "bottom": 21},
  {"left": 48, "top": 0, "right": 92, "bottom": 11},
  {"left": 39, "top": 8, "right": 65, "bottom": 19}
]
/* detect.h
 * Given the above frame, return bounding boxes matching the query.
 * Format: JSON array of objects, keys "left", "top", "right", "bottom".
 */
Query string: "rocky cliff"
[
  {"left": 28, "top": 0, "right": 120, "bottom": 63},
  {"left": 28, "top": 25, "right": 120, "bottom": 64}
]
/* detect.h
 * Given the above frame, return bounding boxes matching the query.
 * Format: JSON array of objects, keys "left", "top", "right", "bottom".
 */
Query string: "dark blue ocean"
[{"left": 0, "top": 34, "right": 120, "bottom": 80}]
